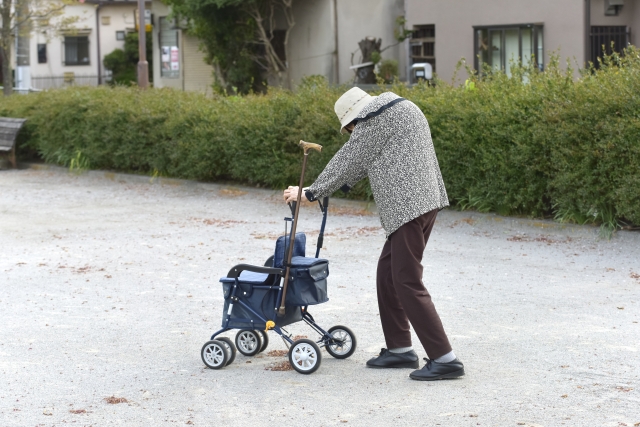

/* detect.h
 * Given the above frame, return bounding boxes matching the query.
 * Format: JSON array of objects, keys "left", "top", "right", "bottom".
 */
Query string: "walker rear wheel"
[
  {"left": 201, "top": 340, "right": 229, "bottom": 369},
  {"left": 325, "top": 325, "right": 357, "bottom": 359},
  {"left": 256, "top": 330, "right": 269, "bottom": 353},
  {"left": 235, "top": 330, "right": 262, "bottom": 356},
  {"left": 288, "top": 339, "right": 322, "bottom": 374},
  {"left": 216, "top": 337, "right": 237, "bottom": 366}
]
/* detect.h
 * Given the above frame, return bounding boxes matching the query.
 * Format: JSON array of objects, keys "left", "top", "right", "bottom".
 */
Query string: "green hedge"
[{"left": 1, "top": 49, "right": 639, "bottom": 232}]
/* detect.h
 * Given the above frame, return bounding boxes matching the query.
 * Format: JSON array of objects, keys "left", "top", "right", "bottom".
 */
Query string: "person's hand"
[{"left": 283, "top": 186, "right": 309, "bottom": 204}]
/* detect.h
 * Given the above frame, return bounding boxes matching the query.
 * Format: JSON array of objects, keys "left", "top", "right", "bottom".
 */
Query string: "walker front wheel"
[
  {"left": 288, "top": 339, "right": 322, "bottom": 374},
  {"left": 201, "top": 340, "right": 229, "bottom": 369},
  {"left": 325, "top": 325, "right": 357, "bottom": 359}
]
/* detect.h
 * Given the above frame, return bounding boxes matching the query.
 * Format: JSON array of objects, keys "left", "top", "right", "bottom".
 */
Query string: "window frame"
[
  {"left": 473, "top": 23, "right": 544, "bottom": 74},
  {"left": 410, "top": 24, "right": 435, "bottom": 71},
  {"left": 63, "top": 36, "right": 91, "bottom": 66},
  {"left": 590, "top": 25, "right": 629, "bottom": 67},
  {"left": 37, "top": 43, "right": 47, "bottom": 64}
]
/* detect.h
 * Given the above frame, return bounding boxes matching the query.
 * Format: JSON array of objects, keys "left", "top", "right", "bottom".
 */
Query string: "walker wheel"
[
  {"left": 325, "top": 325, "right": 357, "bottom": 359},
  {"left": 288, "top": 339, "right": 322, "bottom": 374},
  {"left": 201, "top": 340, "right": 229, "bottom": 369},
  {"left": 235, "top": 330, "right": 262, "bottom": 356},
  {"left": 216, "top": 337, "right": 237, "bottom": 366},
  {"left": 256, "top": 330, "right": 269, "bottom": 353}
]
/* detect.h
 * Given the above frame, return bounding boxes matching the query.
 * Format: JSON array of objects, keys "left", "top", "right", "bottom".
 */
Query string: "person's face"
[{"left": 345, "top": 123, "right": 355, "bottom": 134}]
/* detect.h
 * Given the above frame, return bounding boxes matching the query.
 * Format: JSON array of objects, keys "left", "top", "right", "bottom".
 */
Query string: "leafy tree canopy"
[{"left": 163, "top": 0, "right": 294, "bottom": 94}]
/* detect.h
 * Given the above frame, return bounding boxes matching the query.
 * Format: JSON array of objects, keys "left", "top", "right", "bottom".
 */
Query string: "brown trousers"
[{"left": 376, "top": 209, "right": 452, "bottom": 359}]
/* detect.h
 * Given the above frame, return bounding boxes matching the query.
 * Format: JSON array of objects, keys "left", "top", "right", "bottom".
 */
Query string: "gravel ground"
[{"left": 1, "top": 166, "right": 639, "bottom": 427}]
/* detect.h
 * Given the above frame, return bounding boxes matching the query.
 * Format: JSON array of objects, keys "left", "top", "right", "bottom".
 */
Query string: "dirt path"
[{"left": 1, "top": 167, "right": 639, "bottom": 426}]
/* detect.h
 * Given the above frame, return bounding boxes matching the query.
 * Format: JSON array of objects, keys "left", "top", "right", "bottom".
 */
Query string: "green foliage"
[
  {"left": 393, "top": 16, "right": 412, "bottom": 43},
  {"left": 1, "top": 47, "right": 639, "bottom": 234},
  {"left": 68, "top": 150, "right": 90, "bottom": 174},
  {"left": 103, "top": 31, "right": 153, "bottom": 85},
  {"left": 377, "top": 60, "right": 399, "bottom": 84},
  {"left": 370, "top": 51, "right": 381, "bottom": 65}
]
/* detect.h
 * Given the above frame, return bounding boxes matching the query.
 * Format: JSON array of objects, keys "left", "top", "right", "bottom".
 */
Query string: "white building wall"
[
  {"left": 335, "top": 0, "right": 405, "bottom": 84},
  {"left": 26, "top": 1, "right": 149, "bottom": 89},
  {"left": 286, "top": 0, "right": 405, "bottom": 86}
]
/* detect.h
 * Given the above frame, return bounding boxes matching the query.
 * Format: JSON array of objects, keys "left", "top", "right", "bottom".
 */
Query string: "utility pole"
[{"left": 137, "top": 0, "right": 149, "bottom": 88}]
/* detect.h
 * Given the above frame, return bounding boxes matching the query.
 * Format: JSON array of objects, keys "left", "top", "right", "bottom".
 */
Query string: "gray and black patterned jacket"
[{"left": 306, "top": 92, "right": 449, "bottom": 238}]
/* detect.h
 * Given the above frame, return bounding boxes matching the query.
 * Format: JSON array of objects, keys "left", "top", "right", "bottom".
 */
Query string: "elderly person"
[{"left": 283, "top": 87, "right": 463, "bottom": 381}]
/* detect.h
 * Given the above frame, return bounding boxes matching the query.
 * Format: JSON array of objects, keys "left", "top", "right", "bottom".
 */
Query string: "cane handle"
[{"left": 299, "top": 140, "right": 322, "bottom": 154}]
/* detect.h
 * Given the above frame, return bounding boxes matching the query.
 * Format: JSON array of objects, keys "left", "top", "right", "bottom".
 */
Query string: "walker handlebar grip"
[{"left": 299, "top": 140, "right": 322, "bottom": 154}]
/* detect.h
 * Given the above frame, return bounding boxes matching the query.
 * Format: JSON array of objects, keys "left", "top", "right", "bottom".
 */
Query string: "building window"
[
  {"left": 17, "top": 33, "right": 30, "bottom": 66},
  {"left": 474, "top": 24, "right": 543, "bottom": 76},
  {"left": 37, "top": 44, "right": 47, "bottom": 64},
  {"left": 116, "top": 31, "right": 125, "bottom": 41},
  {"left": 159, "top": 17, "right": 179, "bottom": 78},
  {"left": 590, "top": 26, "right": 629, "bottom": 67},
  {"left": 64, "top": 36, "right": 90, "bottom": 66},
  {"left": 410, "top": 24, "right": 435, "bottom": 71}
]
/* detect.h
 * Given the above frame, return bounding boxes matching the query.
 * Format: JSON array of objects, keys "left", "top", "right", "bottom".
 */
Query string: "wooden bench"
[{"left": 0, "top": 117, "right": 27, "bottom": 169}]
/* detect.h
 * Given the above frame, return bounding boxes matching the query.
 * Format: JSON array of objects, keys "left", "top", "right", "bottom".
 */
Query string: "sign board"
[
  {"left": 134, "top": 9, "right": 152, "bottom": 32},
  {"left": 170, "top": 46, "right": 179, "bottom": 71}
]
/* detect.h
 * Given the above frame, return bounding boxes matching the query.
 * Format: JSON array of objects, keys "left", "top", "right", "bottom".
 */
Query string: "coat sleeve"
[{"left": 306, "top": 131, "right": 372, "bottom": 200}]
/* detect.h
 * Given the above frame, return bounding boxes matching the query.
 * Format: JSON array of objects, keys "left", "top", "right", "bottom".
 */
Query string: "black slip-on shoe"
[
  {"left": 409, "top": 358, "right": 465, "bottom": 381},
  {"left": 366, "top": 348, "right": 419, "bottom": 369}
]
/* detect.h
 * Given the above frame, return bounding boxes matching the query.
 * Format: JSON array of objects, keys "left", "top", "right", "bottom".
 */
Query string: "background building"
[
  {"left": 14, "top": 0, "right": 152, "bottom": 90},
  {"left": 151, "top": 0, "right": 215, "bottom": 93},
  {"left": 405, "top": 0, "right": 640, "bottom": 82},
  {"left": 151, "top": 0, "right": 407, "bottom": 92}
]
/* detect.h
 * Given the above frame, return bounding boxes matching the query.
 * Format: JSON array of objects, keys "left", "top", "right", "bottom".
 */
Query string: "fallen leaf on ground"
[
  {"left": 220, "top": 188, "right": 248, "bottom": 197},
  {"left": 104, "top": 396, "right": 128, "bottom": 404},
  {"left": 266, "top": 361, "right": 293, "bottom": 371}
]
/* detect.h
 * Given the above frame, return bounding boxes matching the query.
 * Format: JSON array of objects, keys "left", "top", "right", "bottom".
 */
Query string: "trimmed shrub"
[{"left": 1, "top": 48, "right": 639, "bottom": 232}]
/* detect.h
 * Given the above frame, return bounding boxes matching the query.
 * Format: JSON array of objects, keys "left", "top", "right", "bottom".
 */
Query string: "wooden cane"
[{"left": 277, "top": 140, "right": 322, "bottom": 317}]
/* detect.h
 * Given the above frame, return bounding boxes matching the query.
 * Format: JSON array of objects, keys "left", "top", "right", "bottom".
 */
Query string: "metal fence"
[{"left": 30, "top": 75, "right": 112, "bottom": 90}]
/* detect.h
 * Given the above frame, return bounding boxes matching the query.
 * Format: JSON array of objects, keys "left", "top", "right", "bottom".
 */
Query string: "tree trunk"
[
  {"left": 356, "top": 37, "right": 381, "bottom": 84},
  {"left": 0, "top": 47, "right": 11, "bottom": 96},
  {"left": 1, "top": 0, "right": 13, "bottom": 95}
]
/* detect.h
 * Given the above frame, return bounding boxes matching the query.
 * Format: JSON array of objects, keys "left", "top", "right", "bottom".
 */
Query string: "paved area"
[{"left": 1, "top": 166, "right": 639, "bottom": 427}]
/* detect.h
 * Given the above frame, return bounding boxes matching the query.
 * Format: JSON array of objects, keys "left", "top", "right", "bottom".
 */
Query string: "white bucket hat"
[{"left": 334, "top": 87, "right": 377, "bottom": 134}]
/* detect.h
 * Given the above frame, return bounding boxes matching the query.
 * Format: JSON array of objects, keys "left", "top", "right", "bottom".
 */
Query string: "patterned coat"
[{"left": 306, "top": 91, "right": 449, "bottom": 237}]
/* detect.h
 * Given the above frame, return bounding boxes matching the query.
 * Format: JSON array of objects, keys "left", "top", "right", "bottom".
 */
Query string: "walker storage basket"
[{"left": 285, "top": 256, "right": 329, "bottom": 306}]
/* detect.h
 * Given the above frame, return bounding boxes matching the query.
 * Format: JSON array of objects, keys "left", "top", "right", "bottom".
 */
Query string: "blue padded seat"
[{"left": 273, "top": 233, "right": 306, "bottom": 268}]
